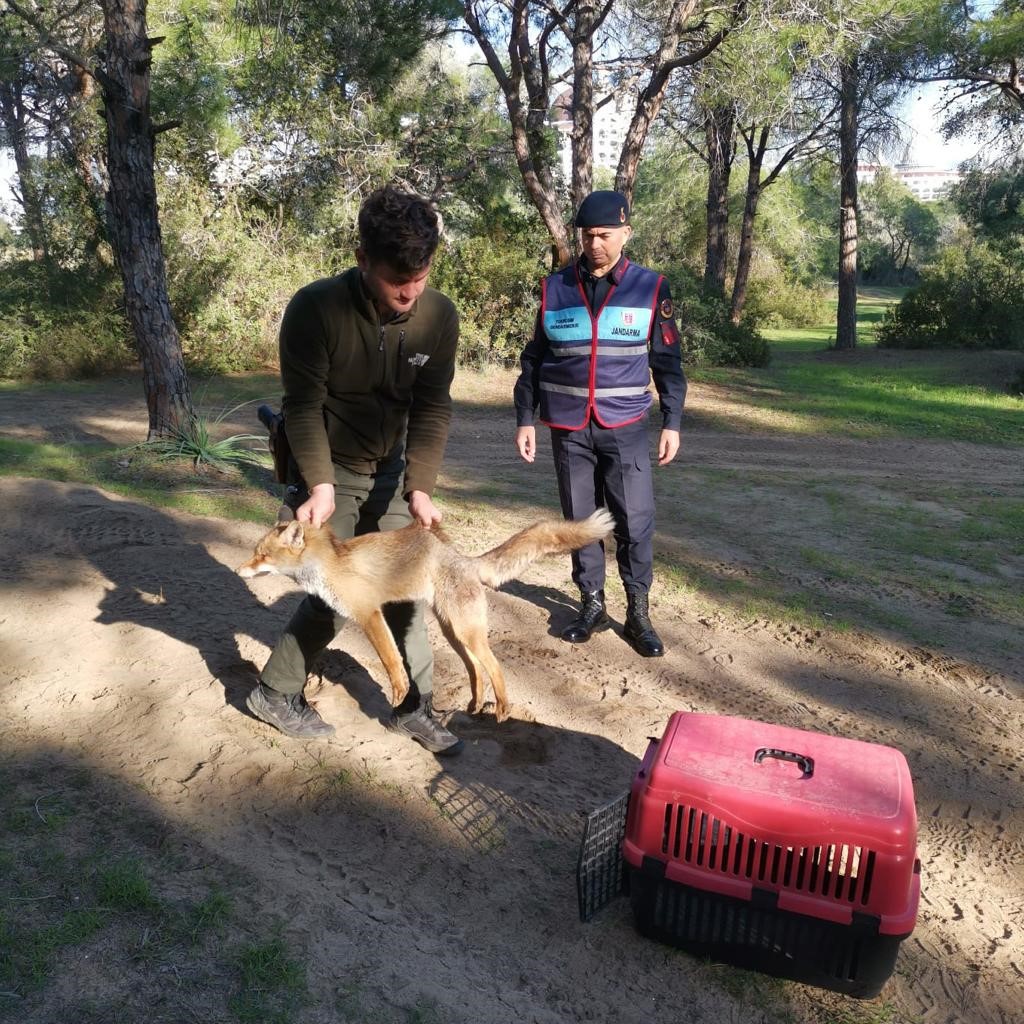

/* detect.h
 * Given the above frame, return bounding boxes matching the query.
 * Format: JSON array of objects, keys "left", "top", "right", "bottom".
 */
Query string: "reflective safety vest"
[{"left": 538, "top": 259, "right": 662, "bottom": 430}]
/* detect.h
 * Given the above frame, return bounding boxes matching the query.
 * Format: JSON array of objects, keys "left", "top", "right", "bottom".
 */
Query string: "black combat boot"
[
  {"left": 623, "top": 587, "right": 664, "bottom": 657},
  {"left": 388, "top": 695, "right": 464, "bottom": 756},
  {"left": 246, "top": 682, "right": 336, "bottom": 739},
  {"left": 561, "top": 589, "right": 610, "bottom": 643}
]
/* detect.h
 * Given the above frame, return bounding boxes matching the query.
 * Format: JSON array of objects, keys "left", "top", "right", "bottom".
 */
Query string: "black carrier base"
[{"left": 629, "top": 868, "right": 905, "bottom": 998}]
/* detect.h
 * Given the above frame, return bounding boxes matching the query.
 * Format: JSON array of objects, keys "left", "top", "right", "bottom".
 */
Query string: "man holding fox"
[
  {"left": 245, "top": 185, "right": 466, "bottom": 755},
  {"left": 245, "top": 185, "right": 683, "bottom": 753}
]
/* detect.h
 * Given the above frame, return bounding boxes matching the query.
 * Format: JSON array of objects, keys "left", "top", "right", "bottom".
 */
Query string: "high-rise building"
[
  {"left": 550, "top": 82, "right": 633, "bottom": 182},
  {"left": 856, "top": 163, "right": 961, "bottom": 202}
]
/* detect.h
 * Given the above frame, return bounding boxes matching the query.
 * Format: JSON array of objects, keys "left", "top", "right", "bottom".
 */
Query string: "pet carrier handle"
[{"left": 754, "top": 747, "right": 815, "bottom": 778}]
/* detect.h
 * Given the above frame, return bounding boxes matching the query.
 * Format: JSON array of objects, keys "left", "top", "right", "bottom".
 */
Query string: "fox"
[{"left": 237, "top": 508, "right": 615, "bottom": 723}]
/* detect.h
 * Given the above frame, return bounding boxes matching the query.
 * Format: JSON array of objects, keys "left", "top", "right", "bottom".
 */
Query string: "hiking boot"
[
  {"left": 561, "top": 589, "right": 610, "bottom": 644},
  {"left": 388, "top": 696, "right": 464, "bottom": 756},
  {"left": 624, "top": 587, "right": 664, "bottom": 658},
  {"left": 246, "top": 682, "right": 336, "bottom": 740}
]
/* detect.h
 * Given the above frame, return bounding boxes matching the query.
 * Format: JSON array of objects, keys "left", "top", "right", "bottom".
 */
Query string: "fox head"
[{"left": 237, "top": 521, "right": 309, "bottom": 578}]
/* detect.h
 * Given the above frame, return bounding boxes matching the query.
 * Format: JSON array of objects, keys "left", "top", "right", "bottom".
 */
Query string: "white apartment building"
[
  {"left": 550, "top": 84, "right": 633, "bottom": 181},
  {"left": 856, "top": 163, "right": 961, "bottom": 202}
]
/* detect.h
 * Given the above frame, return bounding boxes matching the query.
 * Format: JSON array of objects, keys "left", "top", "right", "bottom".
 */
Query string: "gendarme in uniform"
[{"left": 514, "top": 190, "right": 686, "bottom": 656}]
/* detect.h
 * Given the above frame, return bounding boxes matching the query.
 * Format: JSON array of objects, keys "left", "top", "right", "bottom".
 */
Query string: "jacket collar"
[
  {"left": 576, "top": 253, "right": 629, "bottom": 286},
  {"left": 349, "top": 266, "right": 417, "bottom": 325}
]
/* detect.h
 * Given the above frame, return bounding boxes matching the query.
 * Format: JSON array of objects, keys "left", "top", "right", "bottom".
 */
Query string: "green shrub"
[
  {"left": 661, "top": 268, "right": 771, "bottom": 367},
  {"left": 743, "top": 273, "right": 832, "bottom": 328},
  {"left": 430, "top": 234, "right": 546, "bottom": 367},
  {"left": 877, "top": 241, "right": 1024, "bottom": 350},
  {"left": 0, "top": 260, "right": 133, "bottom": 379},
  {"left": 160, "top": 181, "right": 327, "bottom": 374}
]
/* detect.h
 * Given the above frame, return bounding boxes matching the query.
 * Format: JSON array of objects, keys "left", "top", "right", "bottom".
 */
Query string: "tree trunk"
[
  {"left": 462, "top": 0, "right": 571, "bottom": 267},
  {"left": 730, "top": 141, "right": 764, "bottom": 323},
  {"left": 570, "top": 1, "right": 594, "bottom": 212},
  {"left": 99, "top": 0, "right": 192, "bottom": 437},
  {"left": 898, "top": 239, "right": 911, "bottom": 283},
  {"left": 703, "top": 101, "right": 735, "bottom": 298},
  {"left": 836, "top": 57, "right": 859, "bottom": 350},
  {"left": 615, "top": 0, "right": 742, "bottom": 203},
  {"left": 0, "top": 80, "right": 48, "bottom": 262}
]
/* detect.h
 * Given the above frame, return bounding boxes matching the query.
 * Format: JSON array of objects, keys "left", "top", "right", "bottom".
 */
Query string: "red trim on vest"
[
  {"left": 540, "top": 257, "right": 654, "bottom": 431},
  {"left": 589, "top": 408, "right": 648, "bottom": 429}
]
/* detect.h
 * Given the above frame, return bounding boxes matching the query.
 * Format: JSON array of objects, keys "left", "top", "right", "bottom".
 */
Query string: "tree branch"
[{"left": 2, "top": 0, "right": 99, "bottom": 82}]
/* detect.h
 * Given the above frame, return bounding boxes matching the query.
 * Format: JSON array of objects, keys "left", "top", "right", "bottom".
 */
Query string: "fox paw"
[{"left": 467, "top": 698, "right": 510, "bottom": 723}]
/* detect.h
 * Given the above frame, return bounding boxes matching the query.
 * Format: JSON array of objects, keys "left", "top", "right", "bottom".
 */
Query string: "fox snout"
[
  {"left": 237, "top": 555, "right": 277, "bottom": 578},
  {"left": 238, "top": 521, "right": 309, "bottom": 580}
]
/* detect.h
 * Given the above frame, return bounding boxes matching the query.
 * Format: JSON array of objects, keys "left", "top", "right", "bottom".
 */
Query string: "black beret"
[{"left": 574, "top": 190, "right": 630, "bottom": 228}]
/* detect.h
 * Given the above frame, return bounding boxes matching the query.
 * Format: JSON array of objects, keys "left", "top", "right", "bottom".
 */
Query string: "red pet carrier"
[{"left": 622, "top": 712, "right": 920, "bottom": 997}]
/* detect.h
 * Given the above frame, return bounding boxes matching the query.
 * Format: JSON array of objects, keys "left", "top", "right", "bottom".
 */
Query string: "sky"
[
  {"left": 902, "top": 84, "right": 982, "bottom": 169},
  {"left": 0, "top": 152, "right": 17, "bottom": 222}
]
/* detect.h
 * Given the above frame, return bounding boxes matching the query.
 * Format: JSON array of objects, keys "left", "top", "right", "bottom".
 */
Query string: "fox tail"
[{"left": 474, "top": 508, "right": 615, "bottom": 589}]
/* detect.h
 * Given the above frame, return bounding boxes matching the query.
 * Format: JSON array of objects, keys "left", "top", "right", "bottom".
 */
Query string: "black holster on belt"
[{"left": 257, "top": 404, "right": 309, "bottom": 520}]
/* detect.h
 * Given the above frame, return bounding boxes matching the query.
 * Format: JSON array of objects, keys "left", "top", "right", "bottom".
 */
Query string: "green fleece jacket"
[{"left": 279, "top": 266, "right": 458, "bottom": 496}]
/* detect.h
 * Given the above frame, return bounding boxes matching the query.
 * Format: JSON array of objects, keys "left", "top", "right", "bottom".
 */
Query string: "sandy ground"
[{"left": 1, "top": 370, "right": 1022, "bottom": 1023}]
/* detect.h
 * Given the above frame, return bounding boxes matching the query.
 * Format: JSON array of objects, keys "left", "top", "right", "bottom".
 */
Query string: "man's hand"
[
  {"left": 295, "top": 482, "right": 336, "bottom": 527},
  {"left": 657, "top": 429, "right": 680, "bottom": 466},
  {"left": 515, "top": 425, "right": 537, "bottom": 463},
  {"left": 408, "top": 490, "right": 442, "bottom": 526}
]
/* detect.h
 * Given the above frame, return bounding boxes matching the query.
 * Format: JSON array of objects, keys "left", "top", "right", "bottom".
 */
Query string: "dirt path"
[{"left": 1, "top": 371, "right": 1021, "bottom": 1023}]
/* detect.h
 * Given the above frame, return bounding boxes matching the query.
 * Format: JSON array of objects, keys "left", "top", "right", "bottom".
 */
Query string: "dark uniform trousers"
[
  {"left": 550, "top": 416, "right": 655, "bottom": 594},
  {"left": 259, "top": 451, "right": 433, "bottom": 700}
]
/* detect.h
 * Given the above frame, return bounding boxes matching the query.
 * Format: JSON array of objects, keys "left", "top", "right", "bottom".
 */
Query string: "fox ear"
[{"left": 278, "top": 520, "right": 306, "bottom": 550}]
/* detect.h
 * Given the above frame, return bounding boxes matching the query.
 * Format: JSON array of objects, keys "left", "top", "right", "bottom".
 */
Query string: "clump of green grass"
[
  {"left": 185, "top": 888, "right": 232, "bottom": 945},
  {"left": 229, "top": 935, "right": 308, "bottom": 1024},
  {"left": 128, "top": 400, "right": 269, "bottom": 471},
  {"left": 95, "top": 859, "right": 157, "bottom": 911}
]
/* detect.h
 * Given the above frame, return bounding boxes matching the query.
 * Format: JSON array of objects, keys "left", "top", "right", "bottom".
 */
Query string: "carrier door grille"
[{"left": 659, "top": 802, "right": 876, "bottom": 905}]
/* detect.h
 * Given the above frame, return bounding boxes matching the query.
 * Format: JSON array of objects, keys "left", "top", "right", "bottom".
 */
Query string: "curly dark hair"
[{"left": 358, "top": 185, "right": 440, "bottom": 274}]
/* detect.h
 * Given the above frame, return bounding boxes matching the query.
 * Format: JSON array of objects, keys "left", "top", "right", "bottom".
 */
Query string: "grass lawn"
[{"left": 692, "top": 288, "right": 1024, "bottom": 445}]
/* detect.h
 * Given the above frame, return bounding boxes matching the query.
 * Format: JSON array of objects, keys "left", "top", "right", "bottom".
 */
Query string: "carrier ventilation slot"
[{"left": 660, "top": 803, "right": 876, "bottom": 905}]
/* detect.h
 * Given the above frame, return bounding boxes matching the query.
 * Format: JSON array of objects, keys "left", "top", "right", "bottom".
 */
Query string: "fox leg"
[
  {"left": 437, "top": 618, "right": 487, "bottom": 716},
  {"left": 440, "top": 613, "right": 510, "bottom": 724},
  {"left": 463, "top": 632, "right": 510, "bottom": 724},
  {"left": 359, "top": 609, "right": 410, "bottom": 707}
]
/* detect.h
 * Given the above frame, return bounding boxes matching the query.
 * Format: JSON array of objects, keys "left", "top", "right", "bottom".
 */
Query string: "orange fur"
[{"left": 237, "top": 509, "right": 614, "bottom": 722}]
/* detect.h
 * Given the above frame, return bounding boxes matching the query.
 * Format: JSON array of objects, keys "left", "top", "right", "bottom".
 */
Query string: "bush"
[
  {"left": 660, "top": 268, "right": 770, "bottom": 367},
  {"left": 430, "top": 234, "right": 546, "bottom": 367},
  {"left": 160, "top": 181, "right": 326, "bottom": 374},
  {"left": 877, "top": 241, "right": 1024, "bottom": 350},
  {"left": 743, "top": 274, "right": 831, "bottom": 328},
  {"left": 0, "top": 260, "right": 133, "bottom": 379},
  {"left": 682, "top": 296, "right": 771, "bottom": 367}
]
